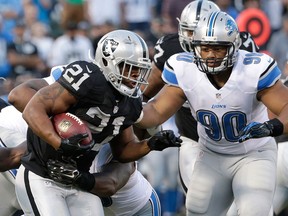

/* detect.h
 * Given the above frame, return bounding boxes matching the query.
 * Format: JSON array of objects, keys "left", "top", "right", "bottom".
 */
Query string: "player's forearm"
[
  {"left": 135, "top": 99, "right": 164, "bottom": 129},
  {"left": 9, "top": 90, "right": 37, "bottom": 112},
  {"left": 90, "top": 174, "right": 118, "bottom": 196},
  {"left": 278, "top": 105, "right": 288, "bottom": 135},
  {"left": 0, "top": 142, "right": 26, "bottom": 172},
  {"left": 114, "top": 139, "right": 151, "bottom": 163},
  {"left": 90, "top": 162, "right": 133, "bottom": 196},
  {"left": 23, "top": 104, "right": 61, "bottom": 149},
  {"left": 8, "top": 79, "right": 48, "bottom": 112}
]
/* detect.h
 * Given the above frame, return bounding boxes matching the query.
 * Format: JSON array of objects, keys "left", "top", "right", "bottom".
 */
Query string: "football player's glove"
[
  {"left": 47, "top": 159, "right": 95, "bottom": 191},
  {"left": 148, "top": 130, "right": 182, "bottom": 151},
  {"left": 238, "top": 118, "right": 283, "bottom": 143},
  {"left": 58, "top": 134, "right": 95, "bottom": 157}
]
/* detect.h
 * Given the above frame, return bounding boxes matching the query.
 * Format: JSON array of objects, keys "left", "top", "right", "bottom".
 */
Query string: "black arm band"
[
  {"left": 265, "top": 118, "right": 284, "bottom": 137},
  {"left": 75, "top": 172, "right": 95, "bottom": 191}
]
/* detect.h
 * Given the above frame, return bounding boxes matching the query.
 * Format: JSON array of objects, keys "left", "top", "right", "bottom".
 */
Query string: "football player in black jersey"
[
  {"left": 141, "top": 0, "right": 260, "bottom": 197},
  {"left": 5, "top": 66, "right": 162, "bottom": 216},
  {"left": 13, "top": 30, "right": 181, "bottom": 216}
]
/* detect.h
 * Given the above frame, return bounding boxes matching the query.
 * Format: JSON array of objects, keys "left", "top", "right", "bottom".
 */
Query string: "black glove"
[
  {"left": 58, "top": 133, "right": 95, "bottom": 157},
  {"left": 147, "top": 130, "right": 182, "bottom": 151},
  {"left": 47, "top": 159, "right": 95, "bottom": 191},
  {"left": 238, "top": 118, "right": 283, "bottom": 143}
]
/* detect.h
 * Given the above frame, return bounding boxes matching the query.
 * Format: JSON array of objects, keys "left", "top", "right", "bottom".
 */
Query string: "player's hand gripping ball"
[
  {"left": 52, "top": 113, "right": 95, "bottom": 156},
  {"left": 52, "top": 112, "right": 93, "bottom": 146}
]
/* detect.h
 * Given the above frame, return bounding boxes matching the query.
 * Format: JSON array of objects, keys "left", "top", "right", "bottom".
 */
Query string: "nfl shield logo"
[{"left": 216, "top": 93, "right": 221, "bottom": 99}]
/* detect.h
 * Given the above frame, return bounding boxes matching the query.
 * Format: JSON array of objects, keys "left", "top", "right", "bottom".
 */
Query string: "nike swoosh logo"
[{"left": 86, "top": 65, "right": 93, "bottom": 73}]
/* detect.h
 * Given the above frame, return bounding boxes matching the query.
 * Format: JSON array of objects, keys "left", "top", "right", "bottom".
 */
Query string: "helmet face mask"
[
  {"left": 193, "top": 44, "right": 236, "bottom": 74},
  {"left": 94, "top": 30, "right": 151, "bottom": 98},
  {"left": 178, "top": 0, "right": 220, "bottom": 53},
  {"left": 113, "top": 60, "right": 151, "bottom": 97},
  {"left": 192, "top": 11, "right": 240, "bottom": 74}
]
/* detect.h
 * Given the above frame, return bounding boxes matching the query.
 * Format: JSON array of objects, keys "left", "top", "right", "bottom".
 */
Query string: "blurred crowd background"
[
  {"left": 1, "top": 0, "right": 288, "bottom": 215},
  {"left": 1, "top": 0, "right": 288, "bottom": 100}
]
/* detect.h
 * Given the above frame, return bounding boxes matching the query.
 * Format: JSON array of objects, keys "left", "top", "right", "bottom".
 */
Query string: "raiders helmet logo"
[{"left": 102, "top": 39, "right": 119, "bottom": 57}]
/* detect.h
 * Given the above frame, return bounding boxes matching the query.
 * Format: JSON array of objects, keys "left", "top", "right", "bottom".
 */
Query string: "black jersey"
[
  {"left": 154, "top": 32, "right": 259, "bottom": 141},
  {"left": 21, "top": 61, "right": 142, "bottom": 177}
]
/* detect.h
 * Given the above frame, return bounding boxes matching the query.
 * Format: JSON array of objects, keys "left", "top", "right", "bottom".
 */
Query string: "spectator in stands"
[
  {"left": 161, "top": 0, "right": 191, "bottom": 32},
  {"left": 47, "top": 21, "right": 93, "bottom": 67},
  {"left": 85, "top": 0, "right": 122, "bottom": 27},
  {"left": 60, "top": 0, "right": 85, "bottom": 29},
  {"left": 264, "top": 0, "right": 282, "bottom": 32},
  {"left": 120, "top": 0, "right": 156, "bottom": 33},
  {"left": 215, "top": 0, "right": 239, "bottom": 19},
  {"left": 90, "top": 21, "right": 116, "bottom": 52},
  {"left": 267, "top": 13, "right": 288, "bottom": 78},
  {"left": 0, "top": 0, "right": 24, "bottom": 40},
  {"left": 7, "top": 19, "right": 45, "bottom": 78},
  {"left": 77, "top": 21, "right": 91, "bottom": 37},
  {"left": 0, "top": 15, "right": 12, "bottom": 78},
  {"left": 23, "top": 0, "right": 54, "bottom": 25},
  {"left": 30, "top": 21, "right": 53, "bottom": 76}
]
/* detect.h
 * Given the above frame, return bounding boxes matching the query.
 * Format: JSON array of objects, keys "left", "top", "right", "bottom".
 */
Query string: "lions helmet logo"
[
  {"left": 225, "top": 19, "right": 237, "bottom": 36},
  {"left": 102, "top": 39, "right": 119, "bottom": 57}
]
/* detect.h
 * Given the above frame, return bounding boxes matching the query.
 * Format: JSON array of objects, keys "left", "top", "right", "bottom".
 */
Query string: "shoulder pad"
[{"left": 239, "top": 31, "right": 259, "bottom": 52}]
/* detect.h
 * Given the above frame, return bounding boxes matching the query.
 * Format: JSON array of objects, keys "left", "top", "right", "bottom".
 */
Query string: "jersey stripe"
[
  {"left": 162, "top": 62, "right": 179, "bottom": 86},
  {"left": 257, "top": 61, "right": 281, "bottom": 91},
  {"left": 8, "top": 169, "right": 17, "bottom": 177},
  {"left": 24, "top": 168, "right": 40, "bottom": 216},
  {"left": 149, "top": 188, "right": 161, "bottom": 216}
]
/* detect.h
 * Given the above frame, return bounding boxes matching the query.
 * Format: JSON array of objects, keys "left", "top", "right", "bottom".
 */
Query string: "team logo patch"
[
  {"left": 225, "top": 19, "right": 237, "bottom": 36},
  {"left": 102, "top": 39, "right": 119, "bottom": 57},
  {"left": 58, "top": 120, "right": 72, "bottom": 133}
]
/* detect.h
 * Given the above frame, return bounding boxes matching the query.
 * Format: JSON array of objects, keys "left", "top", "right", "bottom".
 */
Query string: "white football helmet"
[
  {"left": 94, "top": 30, "right": 151, "bottom": 98},
  {"left": 192, "top": 11, "right": 241, "bottom": 74},
  {"left": 178, "top": 0, "right": 220, "bottom": 52}
]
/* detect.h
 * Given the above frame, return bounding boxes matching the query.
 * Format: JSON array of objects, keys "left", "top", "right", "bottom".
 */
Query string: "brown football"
[{"left": 52, "top": 112, "right": 92, "bottom": 146}]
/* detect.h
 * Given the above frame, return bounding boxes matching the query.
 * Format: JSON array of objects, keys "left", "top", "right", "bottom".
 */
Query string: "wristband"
[{"left": 265, "top": 118, "right": 284, "bottom": 137}]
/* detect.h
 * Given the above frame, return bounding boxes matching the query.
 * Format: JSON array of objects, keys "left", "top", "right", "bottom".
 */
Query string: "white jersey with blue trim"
[
  {"left": 0, "top": 107, "right": 27, "bottom": 215},
  {"left": 162, "top": 50, "right": 281, "bottom": 154},
  {"left": 90, "top": 144, "right": 153, "bottom": 216},
  {"left": 0, "top": 106, "right": 27, "bottom": 135}
]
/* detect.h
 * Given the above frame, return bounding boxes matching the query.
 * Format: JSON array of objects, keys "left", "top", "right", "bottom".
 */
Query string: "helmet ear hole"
[{"left": 102, "top": 58, "right": 108, "bottom": 66}]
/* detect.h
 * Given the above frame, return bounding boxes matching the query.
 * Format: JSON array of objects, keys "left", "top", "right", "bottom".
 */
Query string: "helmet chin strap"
[{"left": 119, "top": 84, "right": 137, "bottom": 97}]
